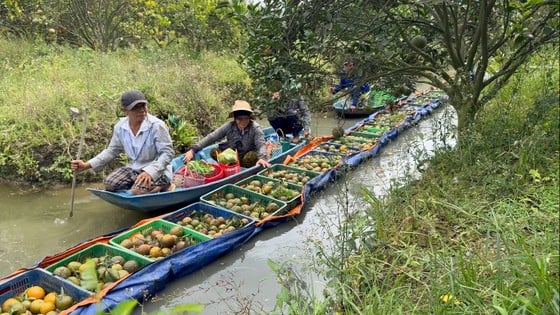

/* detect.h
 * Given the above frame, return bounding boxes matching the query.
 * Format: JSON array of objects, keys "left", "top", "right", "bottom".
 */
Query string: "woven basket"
[{"left": 173, "top": 167, "right": 205, "bottom": 188}]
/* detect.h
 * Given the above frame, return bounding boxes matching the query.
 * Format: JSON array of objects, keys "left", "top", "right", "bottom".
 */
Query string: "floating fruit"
[
  {"left": 40, "top": 301, "right": 56, "bottom": 314},
  {"left": 169, "top": 226, "right": 184, "bottom": 237},
  {"left": 44, "top": 292, "right": 57, "bottom": 304},
  {"left": 332, "top": 126, "right": 345, "bottom": 138},
  {"left": 5, "top": 301, "right": 25, "bottom": 315},
  {"left": 2, "top": 298, "right": 20, "bottom": 313},
  {"left": 29, "top": 299, "right": 45, "bottom": 314}
]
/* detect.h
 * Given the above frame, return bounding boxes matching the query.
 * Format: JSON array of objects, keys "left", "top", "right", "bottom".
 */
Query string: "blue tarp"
[{"left": 47, "top": 94, "right": 443, "bottom": 315}]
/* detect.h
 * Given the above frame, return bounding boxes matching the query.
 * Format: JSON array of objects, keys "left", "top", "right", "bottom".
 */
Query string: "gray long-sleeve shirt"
[
  {"left": 193, "top": 120, "right": 267, "bottom": 160},
  {"left": 88, "top": 114, "right": 174, "bottom": 181}
]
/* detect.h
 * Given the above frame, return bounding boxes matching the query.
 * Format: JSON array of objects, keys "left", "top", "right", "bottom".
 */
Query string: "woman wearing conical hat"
[{"left": 182, "top": 100, "right": 271, "bottom": 168}]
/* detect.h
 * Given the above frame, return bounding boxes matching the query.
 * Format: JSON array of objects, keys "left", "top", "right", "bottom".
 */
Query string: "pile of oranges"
[{"left": 1, "top": 285, "right": 75, "bottom": 315}]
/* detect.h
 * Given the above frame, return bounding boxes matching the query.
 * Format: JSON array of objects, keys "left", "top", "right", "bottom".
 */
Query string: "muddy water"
[
  {"left": 0, "top": 106, "right": 457, "bottom": 314},
  {"left": 0, "top": 112, "right": 361, "bottom": 276}
]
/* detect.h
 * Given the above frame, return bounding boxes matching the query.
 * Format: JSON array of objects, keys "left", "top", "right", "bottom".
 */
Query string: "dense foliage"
[
  {"left": 0, "top": 0, "right": 246, "bottom": 51},
  {"left": 237, "top": 0, "right": 559, "bottom": 131},
  {"left": 0, "top": 39, "right": 249, "bottom": 185},
  {"left": 271, "top": 47, "right": 559, "bottom": 315}
]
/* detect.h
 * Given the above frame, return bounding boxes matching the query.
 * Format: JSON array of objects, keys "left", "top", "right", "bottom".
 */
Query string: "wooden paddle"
[{"left": 69, "top": 107, "right": 87, "bottom": 218}]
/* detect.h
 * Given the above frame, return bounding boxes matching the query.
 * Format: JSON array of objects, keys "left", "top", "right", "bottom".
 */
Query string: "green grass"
[
  {"left": 270, "top": 48, "right": 559, "bottom": 314},
  {"left": 0, "top": 39, "right": 249, "bottom": 185}
]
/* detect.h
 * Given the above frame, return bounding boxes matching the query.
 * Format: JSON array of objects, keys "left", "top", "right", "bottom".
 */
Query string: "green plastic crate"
[
  {"left": 288, "top": 151, "right": 343, "bottom": 173},
  {"left": 109, "top": 219, "right": 211, "bottom": 261},
  {"left": 235, "top": 175, "right": 302, "bottom": 210},
  {"left": 201, "top": 184, "right": 287, "bottom": 220},
  {"left": 359, "top": 126, "right": 388, "bottom": 136},
  {"left": 349, "top": 131, "right": 381, "bottom": 140},
  {"left": 45, "top": 243, "right": 152, "bottom": 291},
  {"left": 258, "top": 164, "right": 320, "bottom": 186},
  {"left": 161, "top": 202, "right": 255, "bottom": 238},
  {"left": 315, "top": 142, "right": 361, "bottom": 156}
]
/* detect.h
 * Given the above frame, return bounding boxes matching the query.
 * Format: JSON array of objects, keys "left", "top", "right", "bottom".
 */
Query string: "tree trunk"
[{"left": 447, "top": 88, "right": 477, "bottom": 134}]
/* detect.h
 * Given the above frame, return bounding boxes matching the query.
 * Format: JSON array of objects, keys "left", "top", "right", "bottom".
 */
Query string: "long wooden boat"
[
  {"left": 88, "top": 128, "right": 304, "bottom": 213},
  {"left": 333, "top": 104, "right": 385, "bottom": 118},
  {"left": 333, "top": 88, "right": 400, "bottom": 118}
]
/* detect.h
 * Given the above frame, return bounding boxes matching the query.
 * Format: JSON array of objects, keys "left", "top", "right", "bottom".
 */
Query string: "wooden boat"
[
  {"left": 88, "top": 128, "right": 303, "bottom": 213},
  {"left": 333, "top": 88, "right": 397, "bottom": 118}
]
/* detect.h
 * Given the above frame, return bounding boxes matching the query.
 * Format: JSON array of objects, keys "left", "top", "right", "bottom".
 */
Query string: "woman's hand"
[
  {"left": 183, "top": 150, "right": 195, "bottom": 163},
  {"left": 256, "top": 158, "right": 271, "bottom": 168}
]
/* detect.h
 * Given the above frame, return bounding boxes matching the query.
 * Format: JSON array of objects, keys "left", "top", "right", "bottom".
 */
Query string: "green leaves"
[
  {"left": 80, "top": 259, "right": 100, "bottom": 292},
  {"left": 167, "top": 113, "right": 197, "bottom": 152}
]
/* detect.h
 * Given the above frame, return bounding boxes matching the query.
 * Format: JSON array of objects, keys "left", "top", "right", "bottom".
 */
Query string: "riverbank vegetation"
[
  {"left": 1, "top": 1, "right": 558, "bottom": 313},
  {"left": 0, "top": 38, "right": 251, "bottom": 185},
  {"left": 271, "top": 48, "right": 559, "bottom": 314}
]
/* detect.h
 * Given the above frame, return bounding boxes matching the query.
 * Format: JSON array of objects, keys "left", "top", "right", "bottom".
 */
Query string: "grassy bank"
[
  {"left": 0, "top": 39, "right": 249, "bottom": 186},
  {"left": 273, "top": 50, "right": 559, "bottom": 314}
]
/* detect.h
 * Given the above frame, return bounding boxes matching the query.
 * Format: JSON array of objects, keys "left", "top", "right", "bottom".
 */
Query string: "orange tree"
[
  {"left": 0, "top": 0, "right": 246, "bottom": 52},
  {"left": 236, "top": 0, "right": 559, "bottom": 132}
]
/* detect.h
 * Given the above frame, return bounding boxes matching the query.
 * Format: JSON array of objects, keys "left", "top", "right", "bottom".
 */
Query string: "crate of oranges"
[{"left": 0, "top": 268, "right": 91, "bottom": 314}]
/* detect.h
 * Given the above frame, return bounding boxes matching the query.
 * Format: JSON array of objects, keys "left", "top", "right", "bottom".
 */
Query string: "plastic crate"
[
  {"left": 288, "top": 151, "right": 343, "bottom": 173},
  {"left": 359, "top": 126, "right": 388, "bottom": 136},
  {"left": 44, "top": 243, "right": 152, "bottom": 289},
  {"left": 173, "top": 163, "right": 223, "bottom": 188},
  {"left": 0, "top": 268, "right": 91, "bottom": 307},
  {"left": 235, "top": 175, "right": 302, "bottom": 210},
  {"left": 258, "top": 164, "right": 320, "bottom": 186},
  {"left": 314, "top": 142, "right": 361, "bottom": 156},
  {"left": 109, "top": 219, "right": 212, "bottom": 261},
  {"left": 201, "top": 184, "right": 287, "bottom": 220},
  {"left": 349, "top": 131, "right": 380, "bottom": 140},
  {"left": 161, "top": 202, "right": 255, "bottom": 238}
]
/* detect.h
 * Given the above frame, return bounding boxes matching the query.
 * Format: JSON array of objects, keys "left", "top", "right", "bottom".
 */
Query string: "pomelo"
[{"left": 411, "top": 35, "right": 427, "bottom": 49}]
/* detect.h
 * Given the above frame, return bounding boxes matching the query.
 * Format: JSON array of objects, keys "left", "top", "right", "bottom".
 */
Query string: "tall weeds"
[
  {"left": 271, "top": 48, "right": 559, "bottom": 314},
  {"left": 0, "top": 39, "right": 249, "bottom": 185}
]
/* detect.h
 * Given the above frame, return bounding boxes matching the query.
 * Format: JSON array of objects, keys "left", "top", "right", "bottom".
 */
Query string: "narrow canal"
[{"left": 0, "top": 105, "right": 457, "bottom": 314}]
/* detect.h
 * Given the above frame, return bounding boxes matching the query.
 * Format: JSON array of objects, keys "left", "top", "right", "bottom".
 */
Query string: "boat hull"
[
  {"left": 333, "top": 106, "right": 385, "bottom": 118},
  {"left": 88, "top": 139, "right": 303, "bottom": 213}
]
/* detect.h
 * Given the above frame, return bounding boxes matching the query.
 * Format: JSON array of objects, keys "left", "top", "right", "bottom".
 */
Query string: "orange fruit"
[
  {"left": 29, "top": 299, "right": 45, "bottom": 314},
  {"left": 27, "top": 285, "right": 46, "bottom": 299},
  {"left": 39, "top": 301, "right": 56, "bottom": 314},
  {"left": 2, "top": 297, "right": 20, "bottom": 312},
  {"left": 44, "top": 291, "right": 57, "bottom": 304}
]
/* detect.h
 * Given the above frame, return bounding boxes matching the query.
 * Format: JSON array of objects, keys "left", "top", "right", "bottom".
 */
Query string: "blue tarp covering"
[{"left": 5, "top": 92, "right": 443, "bottom": 315}]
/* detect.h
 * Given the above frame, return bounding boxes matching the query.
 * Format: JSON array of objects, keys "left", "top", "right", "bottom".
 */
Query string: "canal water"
[{"left": 0, "top": 106, "right": 457, "bottom": 314}]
